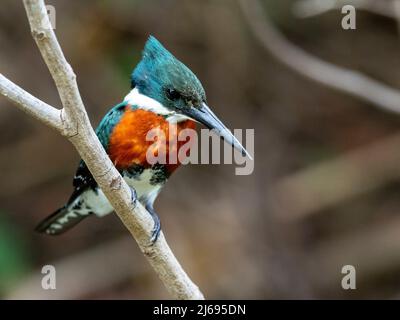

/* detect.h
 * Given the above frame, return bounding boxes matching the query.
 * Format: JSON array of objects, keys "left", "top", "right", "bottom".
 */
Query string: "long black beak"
[{"left": 183, "top": 103, "right": 252, "bottom": 159}]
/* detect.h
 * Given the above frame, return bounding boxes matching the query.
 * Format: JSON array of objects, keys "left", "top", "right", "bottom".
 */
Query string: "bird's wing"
[
  {"left": 95, "top": 101, "right": 129, "bottom": 149},
  {"left": 68, "top": 101, "right": 129, "bottom": 203}
]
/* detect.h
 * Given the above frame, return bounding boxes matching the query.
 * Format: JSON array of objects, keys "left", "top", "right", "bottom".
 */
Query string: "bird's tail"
[{"left": 35, "top": 198, "right": 90, "bottom": 235}]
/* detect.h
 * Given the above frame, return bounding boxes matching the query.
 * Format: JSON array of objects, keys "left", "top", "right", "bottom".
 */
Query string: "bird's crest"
[{"left": 142, "top": 35, "right": 172, "bottom": 61}]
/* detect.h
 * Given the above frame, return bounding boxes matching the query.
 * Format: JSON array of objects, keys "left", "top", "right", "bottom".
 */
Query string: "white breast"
[
  {"left": 123, "top": 169, "right": 163, "bottom": 203},
  {"left": 80, "top": 188, "right": 113, "bottom": 217},
  {"left": 81, "top": 169, "right": 162, "bottom": 218}
]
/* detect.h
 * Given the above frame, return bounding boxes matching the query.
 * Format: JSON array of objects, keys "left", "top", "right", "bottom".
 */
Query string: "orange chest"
[{"left": 108, "top": 107, "right": 196, "bottom": 170}]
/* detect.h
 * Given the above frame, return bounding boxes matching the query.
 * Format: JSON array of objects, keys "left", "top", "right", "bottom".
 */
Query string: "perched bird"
[{"left": 36, "top": 36, "right": 249, "bottom": 243}]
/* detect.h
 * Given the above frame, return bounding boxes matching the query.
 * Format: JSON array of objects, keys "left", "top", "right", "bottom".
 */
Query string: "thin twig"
[
  {"left": 0, "top": 0, "right": 204, "bottom": 300},
  {"left": 239, "top": 0, "right": 400, "bottom": 114},
  {"left": 0, "top": 74, "right": 62, "bottom": 131}
]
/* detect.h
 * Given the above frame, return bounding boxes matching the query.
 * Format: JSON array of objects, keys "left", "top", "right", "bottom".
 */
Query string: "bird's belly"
[
  {"left": 123, "top": 168, "right": 163, "bottom": 203},
  {"left": 83, "top": 167, "right": 163, "bottom": 218},
  {"left": 80, "top": 188, "right": 113, "bottom": 217}
]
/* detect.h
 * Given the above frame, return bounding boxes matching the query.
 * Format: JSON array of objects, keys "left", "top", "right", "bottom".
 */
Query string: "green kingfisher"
[{"left": 36, "top": 36, "right": 250, "bottom": 243}]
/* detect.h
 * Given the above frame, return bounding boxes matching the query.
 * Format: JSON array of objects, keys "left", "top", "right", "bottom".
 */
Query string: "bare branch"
[
  {"left": 293, "top": 0, "right": 397, "bottom": 19},
  {"left": 0, "top": 73, "right": 62, "bottom": 131},
  {"left": 239, "top": 0, "right": 400, "bottom": 114},
  {"left": 0, "top": 0, "right": 204, "bottom": 299}
]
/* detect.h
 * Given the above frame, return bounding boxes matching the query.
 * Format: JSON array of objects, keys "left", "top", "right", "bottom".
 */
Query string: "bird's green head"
[
  {"left": 131, "top": 36, "right": 206, "bottom": 111},
  {"left": 130, "top": 36, "right": 250, "bottom": 158}
]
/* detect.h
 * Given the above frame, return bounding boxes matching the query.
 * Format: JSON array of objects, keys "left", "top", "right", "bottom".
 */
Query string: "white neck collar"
[{"left": 123, "top": 88, "right": 191, "bottom": 123}]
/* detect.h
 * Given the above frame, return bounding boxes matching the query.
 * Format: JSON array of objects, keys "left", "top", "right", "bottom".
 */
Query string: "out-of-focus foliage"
[{"left": 0, "top": 213, "right": 30, "bottom": 294}]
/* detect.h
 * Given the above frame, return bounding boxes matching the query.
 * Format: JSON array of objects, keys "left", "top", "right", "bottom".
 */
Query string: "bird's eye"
[{"left": 166, "top": 88, "right": 181, "bottom": 101}]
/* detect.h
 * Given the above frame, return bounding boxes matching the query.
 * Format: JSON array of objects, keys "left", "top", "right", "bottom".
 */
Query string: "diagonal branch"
[
  {"left": 0, "top": 0, "right": 204, "bottom": 299},
  {"left": 239, "top": 0, "right": 400, "bottom": 115}
]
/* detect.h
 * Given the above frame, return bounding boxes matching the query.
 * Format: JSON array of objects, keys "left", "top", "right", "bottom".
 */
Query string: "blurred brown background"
[{"left": 1, "top": 0, "right": 400, "bottom": 299}]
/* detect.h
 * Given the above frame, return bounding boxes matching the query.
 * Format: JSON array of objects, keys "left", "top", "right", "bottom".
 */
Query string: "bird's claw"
[
  {"left": 149, "top": 219, "right": 161, "bottom": 245},
  {"left": 146, "top": 205, "right": 161, "bottom": 245},
  {"left": 129, "top": 187, "right": 137, "bottom": 207}
]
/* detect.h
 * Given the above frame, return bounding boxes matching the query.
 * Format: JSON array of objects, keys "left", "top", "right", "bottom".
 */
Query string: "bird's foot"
[
  {"left": 150, "top": 218, "right": 161, "bottom": 245},
  {"left": 146, "top": 205, "right": 161, "bottom": 245},
  {"left": 129, "top": 187, "right": 138, "bottom": 207}
]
